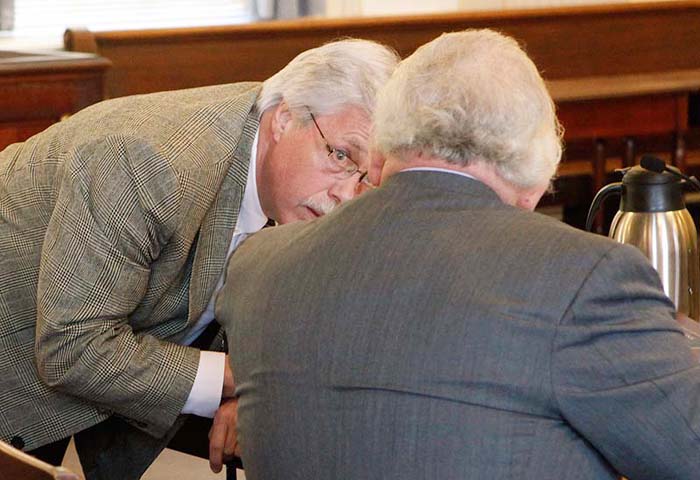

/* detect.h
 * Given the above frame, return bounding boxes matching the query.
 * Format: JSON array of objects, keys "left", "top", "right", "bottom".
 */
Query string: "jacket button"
[{"left": 10, "top": 435, "right": 25, "bottom": 450}]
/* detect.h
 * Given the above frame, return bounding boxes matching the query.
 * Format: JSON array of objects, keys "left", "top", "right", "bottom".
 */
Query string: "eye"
[{"left": 330, "top": 148, "right": 349, "bottom": 163}]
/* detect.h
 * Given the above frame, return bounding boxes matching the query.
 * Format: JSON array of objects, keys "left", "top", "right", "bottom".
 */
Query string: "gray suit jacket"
[
  {"left": 0, "top": 83, "right": 260, "bottom": 459},
  {"left": 217, "top": 171, "right": 700, "bottom": 480}
]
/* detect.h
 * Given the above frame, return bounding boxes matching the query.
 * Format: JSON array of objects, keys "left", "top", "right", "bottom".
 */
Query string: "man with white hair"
[
  {"left": 217, "top": 30, "right": 700, "bottom": 479},
  {"left": 0, "top": 39, "right": 398, "bottom": 479}
]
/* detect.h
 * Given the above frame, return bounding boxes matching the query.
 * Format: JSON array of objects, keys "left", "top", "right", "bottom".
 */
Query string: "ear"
[
  {"left": 270, "top": 101, "right": 293, "bottom": 143},
  {"left": 368, "top": 150, "right": 388, "bottom": 186}
]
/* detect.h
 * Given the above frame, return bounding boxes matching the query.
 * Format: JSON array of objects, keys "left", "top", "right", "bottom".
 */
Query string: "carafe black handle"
[{"left": 585, "top": 182, "right": 622, "bottom": 232}]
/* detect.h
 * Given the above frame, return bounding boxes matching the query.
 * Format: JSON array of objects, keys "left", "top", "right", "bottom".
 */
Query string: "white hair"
[
  {"left": 373, "top": 29, "right": 563, "bottom": 189},
  {"left": 257, "top": 38, "right": 399, "bottom": 122}
]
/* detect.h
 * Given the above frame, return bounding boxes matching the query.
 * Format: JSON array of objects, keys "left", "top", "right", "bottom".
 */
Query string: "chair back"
[{"left": 0, "top": 440, "right": 80, "bottom": 480}]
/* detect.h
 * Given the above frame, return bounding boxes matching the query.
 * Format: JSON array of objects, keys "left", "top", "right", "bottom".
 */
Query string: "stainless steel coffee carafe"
[{"left": 585, "top": 157, "right": 700, "bottom": 320}]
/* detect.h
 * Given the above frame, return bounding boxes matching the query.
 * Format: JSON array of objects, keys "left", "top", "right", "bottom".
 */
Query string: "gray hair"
[
  {"left": 257, "top": 38, "right": 400, "bottom": 122},
  {"left": 373, "top": 29, "right": 563, "bottom": 189}
]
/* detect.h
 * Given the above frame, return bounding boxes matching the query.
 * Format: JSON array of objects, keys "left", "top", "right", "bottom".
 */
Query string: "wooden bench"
[
  {"left": 549, "top": 69, "right": 700, "bottom": 189},
  {"left": 64, "top": 2, "right": 700, "bottom": 97}
]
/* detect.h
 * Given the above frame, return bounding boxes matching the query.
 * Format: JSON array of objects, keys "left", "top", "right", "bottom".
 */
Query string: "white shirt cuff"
[{"left": 181, "top": 351, "right": 226, "bottom": 418}]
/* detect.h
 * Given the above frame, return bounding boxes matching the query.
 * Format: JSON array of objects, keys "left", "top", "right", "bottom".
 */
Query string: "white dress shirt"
[
  {"left": 181, "top": 129, "right": 268, "bottom": 417},
  {"left": 401, "top": 166, "right": 475, "bottom": 180}
]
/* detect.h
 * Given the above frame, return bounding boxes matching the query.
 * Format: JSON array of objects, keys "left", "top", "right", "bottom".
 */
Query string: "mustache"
[{"left": 301, "top": 197, "right": 336, "bottom": 216}]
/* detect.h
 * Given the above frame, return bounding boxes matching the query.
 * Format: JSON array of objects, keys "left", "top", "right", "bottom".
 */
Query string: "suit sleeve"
[
  {"left": 551, "top": 243, "right": 700, "bottom": 479},
  {"left": 35, "top": 134, "right": 200, "bottom": 438}
]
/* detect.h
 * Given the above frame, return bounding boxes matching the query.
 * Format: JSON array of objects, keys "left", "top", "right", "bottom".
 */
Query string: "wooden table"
[{"left": 0, "top": 50, "right": 111, "bottom": 151}]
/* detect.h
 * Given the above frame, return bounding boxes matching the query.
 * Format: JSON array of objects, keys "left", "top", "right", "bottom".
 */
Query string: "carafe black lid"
[
  {"left": 620, "top": 165, "right": 685, "bottom": 212},
  {"left": 623, "top": 165, "right": 680, "bottom": 186}
]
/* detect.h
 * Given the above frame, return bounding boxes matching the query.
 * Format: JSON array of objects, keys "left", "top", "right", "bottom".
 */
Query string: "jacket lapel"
[{"left": 187, "top": 107, "right": 260, "bottom": 323}]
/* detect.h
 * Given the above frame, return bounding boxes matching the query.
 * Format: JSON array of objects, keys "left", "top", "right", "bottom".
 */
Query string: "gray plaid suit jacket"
[
  {"left": 218, "top": 171, "right": 700, "bottom": 479},
  {"left": 0, "top": 82, "right": 261, "bottom": 452}
]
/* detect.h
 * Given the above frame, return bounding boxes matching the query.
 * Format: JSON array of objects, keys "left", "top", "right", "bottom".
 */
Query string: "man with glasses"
[
  {"left": 0, "top": 39, "right": 398, "bottom": 479},
  {"left": 217, "top": 30, "right": 700, "bottom": 479}
]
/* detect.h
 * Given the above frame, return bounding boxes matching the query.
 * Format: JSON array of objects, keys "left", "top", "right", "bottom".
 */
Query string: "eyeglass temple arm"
[{"left": 306, "top": 108, "right": 334, "bottom": 156}]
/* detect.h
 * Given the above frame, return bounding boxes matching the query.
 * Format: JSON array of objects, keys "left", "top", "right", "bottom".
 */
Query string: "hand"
[
  {"left": 208, "top": 398, "right": 240, "bottom": 473},
  {"left": 222, "top": 354, "right": 235, "bottom": 398}
]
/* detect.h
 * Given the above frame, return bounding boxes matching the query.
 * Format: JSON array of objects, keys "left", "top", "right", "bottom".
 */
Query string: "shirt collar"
[{"left": 400, "top": 167, "right": 475, "bottom": 180}]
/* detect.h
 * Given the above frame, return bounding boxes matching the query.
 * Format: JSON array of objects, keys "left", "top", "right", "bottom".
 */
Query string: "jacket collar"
[{"left": 384, "top": 169, "right": 505, "bottom": 206}]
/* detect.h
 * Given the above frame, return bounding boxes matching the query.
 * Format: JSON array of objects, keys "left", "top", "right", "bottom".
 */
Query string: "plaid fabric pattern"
[{"left": 0, "top": 82, "right": 261, "bottom": 450}]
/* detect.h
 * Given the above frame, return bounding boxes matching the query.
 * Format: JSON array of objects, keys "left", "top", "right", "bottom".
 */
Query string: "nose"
[{"left": 328, "top": 174, "right": 362, "bottom": 204}]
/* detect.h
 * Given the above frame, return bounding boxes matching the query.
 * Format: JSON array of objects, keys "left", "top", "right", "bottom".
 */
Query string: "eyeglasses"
[{"left": 307, "top": 109, "right": 373, "bottom": 189}]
